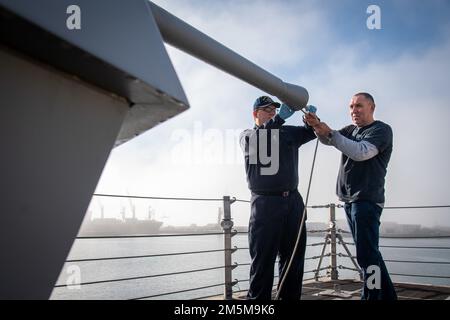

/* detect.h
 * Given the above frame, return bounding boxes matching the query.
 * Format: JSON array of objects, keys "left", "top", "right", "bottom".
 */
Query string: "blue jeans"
[
  {"left": 344, "top": 201, "right": 397, "bottom": 300},
  {"left": 247, "top": 191, "right": 307, "bottom": 300}
]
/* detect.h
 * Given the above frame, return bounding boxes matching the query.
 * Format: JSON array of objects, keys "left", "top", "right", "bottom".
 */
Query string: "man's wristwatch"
[{"left": 326, "top": 130, "right": 333, "bottom": 142}]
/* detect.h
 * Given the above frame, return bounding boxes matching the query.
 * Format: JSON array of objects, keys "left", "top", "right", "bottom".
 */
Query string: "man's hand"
[
  {"left": 304, "top": 112, "right": 320, "bottom": 127},
  {"left": 313, "top": 122, "right": 332, "bottom": 137},
  {"left": 304, "top": 112, "right": 332, "bottom": 136},
  {"left": 277, "top": 103, "right": 295, "bottom": 120}
]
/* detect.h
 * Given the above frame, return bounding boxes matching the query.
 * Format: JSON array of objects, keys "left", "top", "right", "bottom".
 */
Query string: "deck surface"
[{"left": 208, "top": 279, "right": 450, "bottom": 300}]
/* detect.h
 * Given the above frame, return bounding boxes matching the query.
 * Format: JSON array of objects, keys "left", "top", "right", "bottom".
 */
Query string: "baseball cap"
[{"left": 253, "top": 96, "right": 281, "bottom": 111}]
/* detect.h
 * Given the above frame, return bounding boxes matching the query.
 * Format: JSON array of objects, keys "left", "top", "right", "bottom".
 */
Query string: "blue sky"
[
  {"left": 89, "top": 0, "right": 450, "bottom": 228},
  {"left": 324, "top": 0, "right": 450, "bottom": 50}
]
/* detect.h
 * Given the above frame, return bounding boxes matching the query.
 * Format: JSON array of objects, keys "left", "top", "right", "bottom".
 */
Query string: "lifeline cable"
[{"left": 275, "top": 118, "right": 320, "bottom": 300}]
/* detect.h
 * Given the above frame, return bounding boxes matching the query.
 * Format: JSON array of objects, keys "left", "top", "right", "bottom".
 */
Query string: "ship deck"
[{"left": 206, "top": 279, "right": 450, "bottom": 300}]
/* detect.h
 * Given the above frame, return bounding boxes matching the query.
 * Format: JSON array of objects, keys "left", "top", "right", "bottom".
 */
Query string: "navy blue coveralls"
[{"left": 240, "top": 114, "right": 316, "bottom": 300}]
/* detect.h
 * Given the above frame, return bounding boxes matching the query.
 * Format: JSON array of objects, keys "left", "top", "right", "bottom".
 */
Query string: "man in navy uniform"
[
  {"left": 240, "top": 96, "right": 316, "bottom": 300},
  {"left": 305, "top": 92, "right": 397, "bottom": 300}
]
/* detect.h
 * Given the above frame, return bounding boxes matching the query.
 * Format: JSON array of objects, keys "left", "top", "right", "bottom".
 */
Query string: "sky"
[{"left": 87, "top": 0, "right": 450, "bottom": 228}]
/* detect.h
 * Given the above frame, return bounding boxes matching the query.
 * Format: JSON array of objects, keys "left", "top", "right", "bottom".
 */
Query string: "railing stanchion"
[
  {"left": 329, "top": 203, "right": 339, "bottom": 280},
  {"left": 222, "top": 196, "right": 235, "bottom": 300}
]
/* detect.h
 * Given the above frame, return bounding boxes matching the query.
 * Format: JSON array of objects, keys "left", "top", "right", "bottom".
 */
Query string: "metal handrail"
[
  {"left": 92, "top": 193, "right": 450, "bottom": 209},
  {"left": 76, "top": 232, "right": 226, "bottom": 239},
  {"left": 338, "top": 265, "right": 360, "bottom": 272},
  {"left": 235, "top": 263, "right": 251, "bottom": 267},
  {"left": 225, "top": 230, "right": 335, "bottom": 235},
  {"left": 130, "top": 282, "right": 226, "bottom": 300},
  {"left": 390, "top": 273, "right": 450, "bottom": 279},
  {"left": 234, "top": 241, "right": 326, "bottom": 251},
  {"left": 233, "top": 199, "right": 251, "bottom": 203},
  {"left": 337, "top": 229, "right": 450, "bottom": 239},
  {"left": 383, "top": 205, "right": 450, "bottom": 209},
  {"left": 304, "top": 269, "right": 318, "bottom": 274},
  {"left": 314, "top": 266, "right": 330, "bottom": 273},
  {"left": 66, "top": 248, "right": 227, "bottom": 263},
  {"left": 54, "top": 264, "right": 231, "bottom": 288},
  {"left": 380, "top": 235, "right": 450, "bottom": 239},
  {"left": 338, "top": 254, "right": 450, "bottom": 265},
  {"left": 93, "top": 193, "right": 223, "bottom": 202},
  {"left": 308, "top": 229, "right": 331, "bottom": 233},
  {"left": 340, "top": 242, "right": 450, "bottom": 249},
  {"left": 385, "top": 259, "right": 450, "bottom": 265},
  {"left": 380, "top": 245, "right": 450, "bottom": 250},
  {"left": 306, "top": 253, "right": 330, "bottom": 260}
]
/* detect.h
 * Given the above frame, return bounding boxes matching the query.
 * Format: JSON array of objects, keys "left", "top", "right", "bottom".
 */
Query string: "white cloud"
[{"left": 152, "top": 0, "right": 330, "bottom": 69}]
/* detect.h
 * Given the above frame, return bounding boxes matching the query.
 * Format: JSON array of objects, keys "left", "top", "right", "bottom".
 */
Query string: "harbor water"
[{"left": 51, "top": 235, "right": 450, "bottom": 300}]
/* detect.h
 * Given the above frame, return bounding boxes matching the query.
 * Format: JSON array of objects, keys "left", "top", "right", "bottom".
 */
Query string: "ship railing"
[
  {"left": 54, "top": 194, "right": 450, "bottom": 300},
  {"left": 54, "top": 194, "right": 236, "bottom": 300},
  {"left": 230, "top": 200, "right": 450, "bottom": 298},
  {"left": 55, "top": 232, "right": 233, "bottom": 299}
]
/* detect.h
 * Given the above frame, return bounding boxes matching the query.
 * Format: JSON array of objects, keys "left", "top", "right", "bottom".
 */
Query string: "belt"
[{"left": 252, "top": 190, "right": 295, "bottom": 197}]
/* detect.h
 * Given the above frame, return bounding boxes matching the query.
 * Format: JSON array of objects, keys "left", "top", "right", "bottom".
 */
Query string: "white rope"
[{"left": 275, "top": 133, "right": 319, "bottom": 300}]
